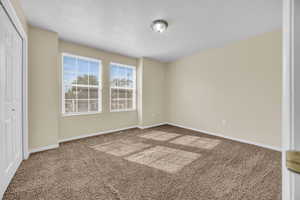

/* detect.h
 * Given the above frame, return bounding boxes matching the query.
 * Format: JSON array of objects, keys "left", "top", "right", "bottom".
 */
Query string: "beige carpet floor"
[{"left": 4, "top": 125, "right": 281, "bottom": 200}]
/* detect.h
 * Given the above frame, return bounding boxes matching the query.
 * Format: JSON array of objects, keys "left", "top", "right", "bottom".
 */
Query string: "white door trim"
[
  {"left": 282, "top": 0, "right": 295, "bottom": 199},
  {"left": 0, "top": 0, "right": 29, "bottom": 160}
]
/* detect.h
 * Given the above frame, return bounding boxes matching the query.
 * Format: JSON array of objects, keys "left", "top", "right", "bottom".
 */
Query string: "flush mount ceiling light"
[{"left": 151, "top": 19, "right": 168, "bottom": 33}]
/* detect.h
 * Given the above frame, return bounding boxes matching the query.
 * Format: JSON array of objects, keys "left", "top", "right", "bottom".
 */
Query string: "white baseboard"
[
  {"left": 138, "top": 122, "right": 168, "bottom": 129},
  {"left": 28, "top": 122, "right": 281, "bottom": 154},
  {"left": 28, "top": 124, "right": 168, "bottom": 155},
  {"left": 59, "top": 125, "right": 139, "bottom": 143},
  {"left": 167, "top": 122, "right": 282, "bottom": 152},
  {"left": 29, "top": 144, "right": 59, "bottom": 154},
  {"left": 60, "top": 123, "right": 169, "bottom": 143},
  {"left": 23, "top": 150, "right": 30, "bottom": 160}
]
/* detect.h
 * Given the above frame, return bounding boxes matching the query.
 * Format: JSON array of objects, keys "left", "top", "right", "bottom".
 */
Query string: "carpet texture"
[{"left": 4, "top": 125, "right": 281, "bottom": 200}]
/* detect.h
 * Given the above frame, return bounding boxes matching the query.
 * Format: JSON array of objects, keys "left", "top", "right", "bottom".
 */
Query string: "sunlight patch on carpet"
[
  {"left": 91, "top": 140, "right": 151, "bottom": 156},
  {"left": 125, "top": 146, "right": 201, "bottom": 173},
  {"left": 139, "top": 131, "right": 181, "bottom": 141},
  {"left": 170, "top": 135, "right": 220, "bottom": 149}
]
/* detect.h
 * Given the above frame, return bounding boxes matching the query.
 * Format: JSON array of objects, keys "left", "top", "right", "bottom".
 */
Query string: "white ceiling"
[{"left": 21, "top": 0, "right": 282, "bottom": 62}]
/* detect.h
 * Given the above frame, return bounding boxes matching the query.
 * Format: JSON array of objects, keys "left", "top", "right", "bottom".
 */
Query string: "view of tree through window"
[
  {"left": 63, "top": 54, "right": 101, "bottom": 114},
  {"left": 110, "top": 63, "right": 136, "bottom": 111}
]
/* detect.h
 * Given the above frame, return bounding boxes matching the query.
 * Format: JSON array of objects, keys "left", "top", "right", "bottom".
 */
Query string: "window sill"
[
  {"left": 110, "top": 109, "right": 136, "bottom": 113},
  {"left": 62, "top": 111, "right": 102, "bottom": 117}
]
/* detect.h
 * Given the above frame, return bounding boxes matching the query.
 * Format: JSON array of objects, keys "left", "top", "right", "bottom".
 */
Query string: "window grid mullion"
[
  {"left": 133, "top": 68, "right": 136, "bottom": 110},
  {"left": 109, "top": 63, "right": 136, "bottom": 112},
  {"left": 62, "top": 53, "right": 101, "bottom": 115}
]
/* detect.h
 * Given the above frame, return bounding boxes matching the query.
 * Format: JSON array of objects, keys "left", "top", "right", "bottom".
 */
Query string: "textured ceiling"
[{"left": 21, "top": 0, "right": 282, "bottom": 62}]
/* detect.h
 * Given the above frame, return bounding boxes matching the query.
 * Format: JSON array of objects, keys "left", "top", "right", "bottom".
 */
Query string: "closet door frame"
[{"left": 1, "top": 0, "right": 29, "bottom": 160}]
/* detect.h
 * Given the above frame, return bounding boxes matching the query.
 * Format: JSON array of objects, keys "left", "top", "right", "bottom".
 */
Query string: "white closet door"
[{"left": 0, "top": 5, "right": 23, "bottom": 198}]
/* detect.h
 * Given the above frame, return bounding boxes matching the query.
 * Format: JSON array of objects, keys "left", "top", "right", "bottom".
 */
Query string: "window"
[
  {"left": 110, "top": 63, "right": 136, "bottom": 112},
  {"left": 62, "top": 53, "right": 102, "bottom": 115}
]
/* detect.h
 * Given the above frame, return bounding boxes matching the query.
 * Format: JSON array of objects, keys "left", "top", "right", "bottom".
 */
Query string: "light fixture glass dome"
[{"left": 151, "top": 19, "right": 168, "bottom": 33}]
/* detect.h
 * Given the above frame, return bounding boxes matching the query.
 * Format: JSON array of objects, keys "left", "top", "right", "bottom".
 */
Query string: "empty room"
[{"left": 2, "top": 0, "right": 300, "bottom": 199}]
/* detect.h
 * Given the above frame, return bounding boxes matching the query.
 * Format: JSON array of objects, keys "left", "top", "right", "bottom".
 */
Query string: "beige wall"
[
  {"left": 15, "top": 1, "right": 283, "bottom": 151},
  {"left": 59, "top": 41, "right": 139, "bottom": 140},
  {"left": 27, "top": 27, "right": 167, "bottom": 148},
  {"left": 10, "top": 0, "right": 27, "bottom": 33},
  {"left": 166, "top": 30, "right": 282, "bottom": 148},
  {"left": 27, "top": 26, "right": 282, "bottom": 150},
  {"left": 28, "top": 26, "right": 59, "bottom": 149},
  {"left": 139, "top": 58, "right": 167, "bottom": 127}
]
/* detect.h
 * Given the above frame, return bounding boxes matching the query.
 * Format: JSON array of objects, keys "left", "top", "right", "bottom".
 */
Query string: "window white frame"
[
  {"left": 62, "top": 53, "right": 102, "bottom": 116},
  {"left": 109, "top": 62, "right": 136, "bottom": 112}
]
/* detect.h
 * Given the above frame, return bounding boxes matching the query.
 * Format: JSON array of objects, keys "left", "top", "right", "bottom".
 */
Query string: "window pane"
[
  {"left": 89, "top": 75, "right": 99, "bottom": 86},
  {"left": 119, "top": 67, "right": 124, "bottom": 86},
  {"left": 63, "top": 54, "right": 102, "bottom": 115},
  {"left": 65, "top": 100, "right": 77, "bottom": 113},
  {"left": 126, "top": 89, "right": 133, "bottom": 98},
  {"left": 110, "top": 65, "right": 119, "bottom": 87},
  {"left": 64, "top": 85, "right": 76, "bottom": 99},
  {"left": 116, "top": 66, "right": 121, "bottom": 87},
  {"left": 63, "top": 56, "right": 77, "bottom": 72},
  {"left": 109, "top": 63, "right": 136, "bottom": 112},
  {"left": 111, "top": 88, "right": 118, "bottom": 99},
  {"left": 77, "top": 86, "right": 88, "bottom": 99},
  {"left": 119, "top": 88, "right": 126, "bottom": 98},
  {"left": 117, "top": 66, "right": 122, "bottom": 87},
  {"left": 125, "top": 68, "right": 133, "bottom": 87},
  {"left": 89, "top": 100, "right": 98, "bottom": 112},
  {"left": 89, "top": 61, "right": 99, "bottom": 85},
  {"left": 119, "top": 67, "right": 126, "bottom": 87},
  {"left": 127, "top": 99, "right": 133, "bottom": 109},
  {"left": 64, "top": 72, "right": 77, "bottom": 85},
  {"left": 78, "top": 100, "right": 88, "bottom": 112},
  {"left": 90, "top": 87, "right": 98, "bottom": 99},
  {"left": 118, "top": 100, "right": 126, "bottom": 110},
  {"left": 77, "top": 59, "right": 89, "bottom": 85}
]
